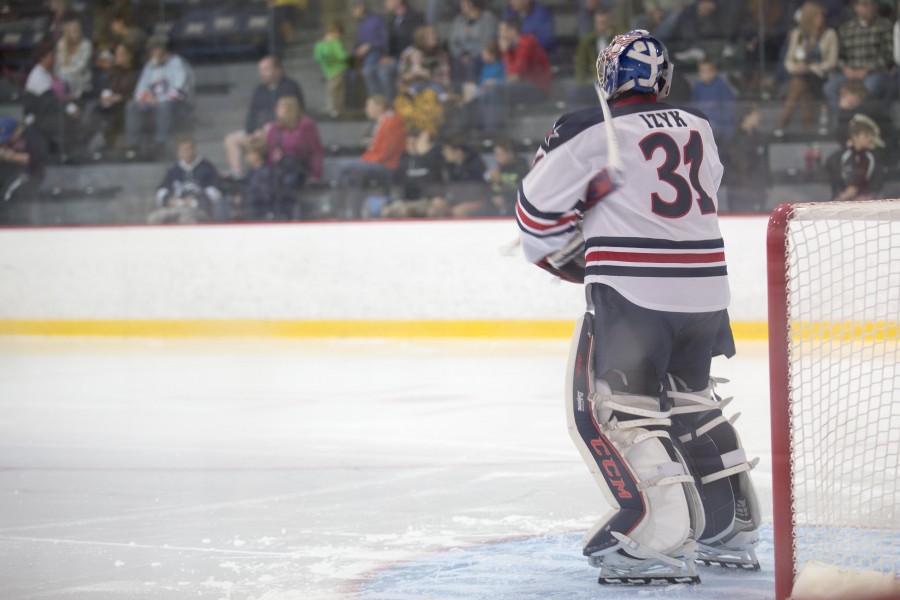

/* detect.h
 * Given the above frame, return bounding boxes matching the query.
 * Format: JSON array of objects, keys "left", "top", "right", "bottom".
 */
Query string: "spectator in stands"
[
  {"left": 377, "top": 0, "right": 425, "bottom": 101},
  {"left": 397, "top": 25, "right": 451, "bottom": 98},
  {"left": 448, "top": 0, "right": 498, "bottom": 97},
  {"left": 668, "top": 0, "right": 737, "bottom": 66},
  {"left": 567, "top": 9, "right": 615, "bottom": 109},
  {"left": 736, "top": 0, "right": 793, "bottom": 97},
  {"left": 0, "top": 117, "right": 48, "bottom": 207},
  {"left": 223, "top": 56, "right": 304, "bottom": 179},
  {"left": 823, "top": 0, "right": 893, "bottom": 109},
  {"left": 92, "top": 42, "right": 139, "bottom": 153},
  {"left": 826, "top": 114, "right": 886, "bottom": 200},
  {"left": 426, "top": 0, "right": 460, "bottom": 25},
  {"left": 382, "top": 128, "right": 445, "bottom": 217},
  {"left": 350, "top": 0, "right": 387, "bottom": 98},
  {"left": 332, "top": 94, "right": 406, "bottom": 218},
  {"left": 124, "top": 34, "right": 195, "bottom": 160},
  {"left": 504, "top": 0, "right": 556, "bottom": 54},
  {"left": 107, "top": 11, "right": 147, "bottom": 59},
  {"left": 44, "top": 0, "right": 69, "bottom": 42},
  {"left": 724, "top": 104, "right": 770, "bottom": 213},
  {"left": 314, "top": 20, "right": 350, "bottom": 119},
  {"left": 93, "top": 0, "right": 132, "bottom": 51},
  {"left": 835, "top": 79, "right": 899, "bottom": 166},
  {"left": 637, "top": 1, "right": 692, "bottom": 41},
  {"left": 428, "top": 135, "right": 489, "bottom": 217},
  {"left": 24, "top": 41, "right": 84, "bottom": 157},
  {"left": 24, "top": 41, "right": 67, "bottom": 128},
  {"left": 265, "top": 96, "right": 324, "bottom": 218},
  {"left": 484, "top": 138, "right": 528, "bottom": 216},
  {"left": 55, "top": 14, "right": 93, "bottom": 100},
  {"left": 239, "top": 138, "right": 276, "bottom": 220},
  {"left": 453, "top": 139, "right": 528, "bottom": 217},
  {"left": 147, "top": 137, "right": 224, "bottom": 224},
  {"left": 476, "top": 42, "right": 506, "bottom": 93},
  {"left": 691, "top": 59, "right": 736, "bottom": 145},
  {"left": 773, "top": 1, "right": 838, "bottom": 137},
  {"left": 479, "top": 18, "right": 552, "bottom": 132}
]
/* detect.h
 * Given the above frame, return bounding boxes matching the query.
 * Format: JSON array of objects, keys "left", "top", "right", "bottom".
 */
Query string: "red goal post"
[{"left": 766, "top": 201, "right": 899, "bottom": 600}]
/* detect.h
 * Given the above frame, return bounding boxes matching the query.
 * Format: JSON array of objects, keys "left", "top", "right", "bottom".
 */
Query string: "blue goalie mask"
[{"left": 596, "top": 30, "right": 673, "bottom": 100}]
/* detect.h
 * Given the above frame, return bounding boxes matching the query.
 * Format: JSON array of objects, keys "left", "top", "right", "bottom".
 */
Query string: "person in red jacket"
[
  {"left": 333, "top": 94, "right": 407, "bottom": 217},
  {"left": 480, "top": 18, "right": 551, "bottom": 131}
]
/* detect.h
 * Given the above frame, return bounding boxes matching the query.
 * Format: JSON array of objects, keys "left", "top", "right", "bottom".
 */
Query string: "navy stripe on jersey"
[
  {"left": 587, "top": 265, "right": 728, "bottom": 278},
  {"left": 586, "top": 236, "right": 725, "bottom": 250},
  {"left": 585, "top": 236, "right": 727, "bottom": 279},
  {"left": 516, "top": 183, "right": 581, "bottom": 238}
]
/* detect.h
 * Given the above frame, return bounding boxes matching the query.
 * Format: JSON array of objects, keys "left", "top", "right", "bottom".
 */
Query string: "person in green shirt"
[{"left": 313, "top": 21, "right": 349, "bottom": 118}]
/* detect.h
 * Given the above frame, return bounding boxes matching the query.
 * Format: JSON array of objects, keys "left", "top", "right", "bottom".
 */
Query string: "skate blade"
[
  {"left": 599, "top": 574, "right": 701, "bottom": 585},
  {"left": 696, "top": 556, "right": 760, "bottom": 571}
]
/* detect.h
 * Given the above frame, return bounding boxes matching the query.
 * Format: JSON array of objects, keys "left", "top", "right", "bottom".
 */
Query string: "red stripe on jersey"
[
  {"left": 516, "top": 201, "right": 579, "bottom": 232},
  {"left": 586, "top": 250, "right": 726, "bottom": 264}
]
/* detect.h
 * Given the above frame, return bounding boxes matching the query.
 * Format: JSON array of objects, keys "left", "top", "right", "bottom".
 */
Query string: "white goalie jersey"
[{"left": 516, "top": 98, "right": 730, "bottom": 313}]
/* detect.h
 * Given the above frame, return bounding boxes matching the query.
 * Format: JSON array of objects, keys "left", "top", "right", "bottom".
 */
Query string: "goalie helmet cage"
[{"left": 766, "top": 200, "right": 900, "bottom": 600}]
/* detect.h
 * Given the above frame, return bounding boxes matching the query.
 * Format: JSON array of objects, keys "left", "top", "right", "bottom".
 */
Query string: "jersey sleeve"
[{"left": 515, "top": 135, "right": 598, "bottom": 265}]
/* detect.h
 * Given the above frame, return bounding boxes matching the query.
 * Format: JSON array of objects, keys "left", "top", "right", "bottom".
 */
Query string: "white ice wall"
[{"left": 0, "top": 217, "right": 769, "bottom": 322}]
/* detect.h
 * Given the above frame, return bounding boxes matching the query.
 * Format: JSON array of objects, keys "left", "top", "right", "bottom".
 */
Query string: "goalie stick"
[{"left": 593, "top": 82, "right": 624, "bottom": 188}]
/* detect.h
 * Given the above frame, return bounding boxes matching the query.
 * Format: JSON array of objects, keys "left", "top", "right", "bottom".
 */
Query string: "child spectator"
[
  {"left": 240, "top": 138, "right": 277, "bottom": 220},
  {"left": 478, "top": 42, "right": 506, "bottom": 90},
  {"left": 826, "top": 114, "right": 886, "bottom": 201},
  {"left": 835, "top": 79, "right": 898, "bottom": 167},
  {"left": 435, "top": 137, "right": 523, "bottom": 217},
  {"left": 265, "top": 96, "right": 324, "bottom": 217},
  {"left": 147, "top": 137, "right": 224, "bottom": 224},
  {"left": 397, "top": 24, "right": 451, "bottom": 98},
  {"left": 691, "top": 59, "right": 736, "bottom": 144},
  {"left": 382, "top": 128, "right": 445, "bottom": 218},
  {"left": 332, "top": 94, "right": 407, "bottom": 218},
  {"left": 314, "top": 20, "right": 349, "bottom": 118},
  {"left": 376, "top": 0, "right": 425, "bottom": 101},
  {"left": 429, "top": 135, "right": 490, "bottom": 217}
]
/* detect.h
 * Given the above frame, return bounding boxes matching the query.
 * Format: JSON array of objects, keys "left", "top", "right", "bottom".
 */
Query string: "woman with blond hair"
[{"left": 773, "top": 1, "right": 838, "bottom": 137}]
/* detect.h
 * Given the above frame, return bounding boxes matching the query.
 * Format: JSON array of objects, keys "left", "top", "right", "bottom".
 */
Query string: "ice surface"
[{"left": 0, "top": 336, "right": 774, "bottom": 599}]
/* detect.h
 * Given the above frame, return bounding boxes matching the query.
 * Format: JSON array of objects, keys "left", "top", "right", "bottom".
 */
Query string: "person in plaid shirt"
[{"left": 823, "top": 0, "right": 893, "bottom": 110}]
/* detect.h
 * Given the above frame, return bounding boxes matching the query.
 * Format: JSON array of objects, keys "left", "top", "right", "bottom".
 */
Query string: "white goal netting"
[{"left": 779, "top": 201, "right": 899, "bottom": 597}]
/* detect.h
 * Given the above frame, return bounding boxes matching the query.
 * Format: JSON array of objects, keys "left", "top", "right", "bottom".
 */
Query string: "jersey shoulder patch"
[{"left": 540, "top": 107, "right": 605, "bottom": 153}]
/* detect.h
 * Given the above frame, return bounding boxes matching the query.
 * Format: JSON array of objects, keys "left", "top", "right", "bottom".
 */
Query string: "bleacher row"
[{"left": 2, "top": 0, "right": 900, "bottom": 226}]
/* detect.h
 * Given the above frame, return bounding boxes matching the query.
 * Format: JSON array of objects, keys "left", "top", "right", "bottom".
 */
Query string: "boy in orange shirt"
[{"left": 332, "top": 94, "right": 406, "bottom": 217}]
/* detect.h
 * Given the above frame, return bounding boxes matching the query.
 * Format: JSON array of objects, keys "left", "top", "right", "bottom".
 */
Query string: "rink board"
[{"left": 0, "top": 218, "right": 771, "bottom": 339}]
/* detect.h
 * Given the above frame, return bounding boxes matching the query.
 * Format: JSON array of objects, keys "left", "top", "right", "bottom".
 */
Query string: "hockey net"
[{"left": 767, "top": 200, "right": 900, "bottom": 600}]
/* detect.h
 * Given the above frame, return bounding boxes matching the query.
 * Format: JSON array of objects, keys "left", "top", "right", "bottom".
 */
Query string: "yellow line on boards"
[{"left": 0, "top": 320, "right": 776, "bottom": 340}]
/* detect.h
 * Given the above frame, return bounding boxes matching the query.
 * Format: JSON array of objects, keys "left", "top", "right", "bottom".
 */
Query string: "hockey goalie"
[{"left": 515, "top": 30, "right": 761, "bottom": 585}]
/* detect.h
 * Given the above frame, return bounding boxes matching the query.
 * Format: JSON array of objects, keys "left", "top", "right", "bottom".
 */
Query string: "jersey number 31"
[{"left": 639, "top": 131, "right": 715, "bottom": 218}]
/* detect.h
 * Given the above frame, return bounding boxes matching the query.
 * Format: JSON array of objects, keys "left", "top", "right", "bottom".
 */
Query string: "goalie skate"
[
  {"left": 592, "top": 532, "right": 701, "bottom": 585},
  {"left": 695, "top": 494, "right": 760, "bottom": 571}
]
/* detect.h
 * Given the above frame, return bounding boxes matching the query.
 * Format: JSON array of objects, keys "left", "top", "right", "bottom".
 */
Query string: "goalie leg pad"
[
  {"left": 666, "top": 376, "right": 762, "bottom": 569},
  {"left": 566, "top": 316, "right": 703, "bottom": 582}
]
